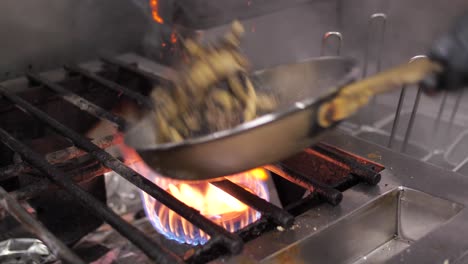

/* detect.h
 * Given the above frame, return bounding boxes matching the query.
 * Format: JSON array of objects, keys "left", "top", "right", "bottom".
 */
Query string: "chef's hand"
[{"left": 423, "top": 12, "right": 468, "bottom": 94}]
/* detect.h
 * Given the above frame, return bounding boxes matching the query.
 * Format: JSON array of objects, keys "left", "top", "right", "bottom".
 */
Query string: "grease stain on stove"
[
  {"left": 273, "top": 245, "right": 305, "bottom": 264},
  {"left": 290, "top": 224, "right": 300, "bottom": 230},
  {"left": 183, "top": 248, "right": 195, "bottom": 260},
  {"left": 367, "top": 151, "right": 382, "bottom": 161}
]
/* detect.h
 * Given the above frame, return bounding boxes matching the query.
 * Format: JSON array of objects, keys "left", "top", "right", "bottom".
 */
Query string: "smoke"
[
  {"left": 129, "top": 0, "right": 154, "bottom": 21},
  {"left": 127, "top": 0, "right": 183, "bottom": 65},
  {"left": 0, "top": 0, "right": 148, "bottom": 79}
]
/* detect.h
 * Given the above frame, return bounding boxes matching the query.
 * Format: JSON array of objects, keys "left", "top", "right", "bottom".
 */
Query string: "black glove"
[{"left": 423, "top": 13, "right": 468, "bottom": 94}]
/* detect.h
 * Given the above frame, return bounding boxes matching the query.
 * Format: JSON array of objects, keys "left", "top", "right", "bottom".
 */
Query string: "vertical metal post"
[
  {"left": 388, "top": 86, "right": 406, "bottom": 148},
  {"left": 431, "top": 91, "right": 448, "bottom": 150},
  {"left": 402, "top": 87, "right": 422, "bottom": 153},
  {"left": 444, "top": 89, "right": 465, "bottom": 148},
  {"left": 449, "top": 90, "right": 464, "bottom": 124},
  {"left": 401, "top": 55, "right": 428, "bottom": 153},
  {"left": 320, "top": 32, "right": 343, "bottom": 56},
  {"left": 362, "top": 13, "right": 387, "bottom": 79},
  {"left": 363, "top": 13, "right": 387, "bottom": 120}
]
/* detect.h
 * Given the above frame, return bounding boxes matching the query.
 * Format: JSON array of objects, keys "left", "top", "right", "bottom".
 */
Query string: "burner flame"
[{"left": 120, "top": 146, "right": 269, "bottom": 245}]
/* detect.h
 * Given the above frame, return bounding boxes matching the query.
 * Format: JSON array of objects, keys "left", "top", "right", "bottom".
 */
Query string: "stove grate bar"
[
  {"left": 212, "top": 179, "right": 294, "bottom": 228},
  {"left": 0, "top": 186, "right": 86, "bottom": 264},
  {"left": 26, "top": 72, "right": 131, "bottom": 131},
  {"left": 64, "top": 65, "right": 154, "bottom": 109},
  {"left": 10, "top": 149, "right": 143, "bottom": 202},
  {"left": 0, "top": 127, "right": 184, "bottom": 264},
  {"left": 185, "top": 236, "right": 226, "bottom": 264},
  {"left": 265, "top": 164, "right": 343, "bottom": 206},
  {"left": 101, "top": 56, "right": 171, "bottom": 84},
  {"left": 311, "top": 143, "right": 381, "bottom": 185},
  {"left": 187, "top": 193, "right": 325, "bottom": 264},
  {"left": 11, "top": 161, "right": 109, "bottom": 202},
  {"left": 45, "top": 134, "right": 121, "bottom": 164},
  {"left": 0, "top": 134, "right": 121, "bottom": 183},
  {"left": 0, "top": 86, "right": 243, "bottom": 255}
]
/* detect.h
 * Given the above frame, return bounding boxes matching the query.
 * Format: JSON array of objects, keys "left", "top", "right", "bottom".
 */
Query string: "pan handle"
[{"left": 317, "top": 57, "right": 442, "bottom": 128}]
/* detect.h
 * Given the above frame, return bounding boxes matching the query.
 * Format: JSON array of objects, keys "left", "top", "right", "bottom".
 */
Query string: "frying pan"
[{"left": 124, "top": 56, "right": 441, "bottom": 181}]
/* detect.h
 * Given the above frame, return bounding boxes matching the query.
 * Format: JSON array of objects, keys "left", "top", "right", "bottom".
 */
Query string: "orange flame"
[
  {"left": 120, "top": 145, "right": 269, "bottom": 245},
  {"left": 150, "top": 0, "right": 164, "bottom": 24},
  {"left": 168, "top": 183, "right": 248, "bottom": 216},
  {"left": 149, "top": 0, "right": 179, "bottom": 45},
  {"left": 170, "top": 31, "right": 178, "bottom": 44}
]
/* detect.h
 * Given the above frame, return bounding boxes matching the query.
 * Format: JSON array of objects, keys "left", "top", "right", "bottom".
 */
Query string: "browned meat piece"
[{"left": 151, "top": 21, "right": 278, "bottom": 144}]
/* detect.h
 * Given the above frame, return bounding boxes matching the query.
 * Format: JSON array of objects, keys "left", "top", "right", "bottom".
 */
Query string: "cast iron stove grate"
[{"left": 0, "top": 56, "right": 383, "bottom": 264}]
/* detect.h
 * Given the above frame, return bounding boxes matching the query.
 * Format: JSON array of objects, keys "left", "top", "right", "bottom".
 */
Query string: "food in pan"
[{"left": 150, "top": 21, "right": 277, "bottom": 143}]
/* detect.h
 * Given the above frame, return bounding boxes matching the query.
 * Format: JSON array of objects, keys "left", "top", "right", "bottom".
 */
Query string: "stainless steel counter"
[
  {"left": 108, "top": 52, "right": 468, "bottom": 264},
  {"left": 213, "top": 130, "right": 468, "bottom": 264}
]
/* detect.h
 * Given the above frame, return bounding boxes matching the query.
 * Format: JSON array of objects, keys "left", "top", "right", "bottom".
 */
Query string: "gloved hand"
[{"left": 423, "top": 12, "right": 468, "bottom": 94}]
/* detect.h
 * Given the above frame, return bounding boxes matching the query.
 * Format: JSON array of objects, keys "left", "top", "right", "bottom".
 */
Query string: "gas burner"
[{"left": 0, "top": 53, "right": 381, "bottom": 263}]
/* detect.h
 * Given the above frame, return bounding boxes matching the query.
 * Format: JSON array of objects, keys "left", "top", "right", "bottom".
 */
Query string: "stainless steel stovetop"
[
  {"left": 213, "top": 130, "right": 468, "bottom": 264},
  {"left": 90, "top": 124, "right": 468, "bottom": 264}
]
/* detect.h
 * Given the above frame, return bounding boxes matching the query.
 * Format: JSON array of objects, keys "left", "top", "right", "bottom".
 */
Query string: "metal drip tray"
[
  {"left": 260, "top": 187, "right": 462, "bottom": 264},
  {"left": 352, "top": 188, "right": 463, "bottom": 263}
]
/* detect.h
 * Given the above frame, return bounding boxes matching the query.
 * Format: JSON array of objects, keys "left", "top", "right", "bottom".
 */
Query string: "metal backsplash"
[
  {"left": 0, "top": 0, "right": 152, "bottom": 81},
  {"left": 186, "top": 0, "right": 468, "bottom": 173},
  {"left": 170, "top": 0, "right": 321, "bottom": 29},
  {"left": 2, "top": 0, "right": 468, "bottom": 79}
]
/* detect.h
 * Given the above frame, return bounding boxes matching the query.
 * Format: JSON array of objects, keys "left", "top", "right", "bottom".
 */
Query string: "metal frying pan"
[{"left": 124, "top": 56, "right": 441, "bottom": 181}]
